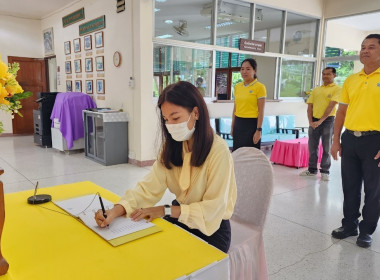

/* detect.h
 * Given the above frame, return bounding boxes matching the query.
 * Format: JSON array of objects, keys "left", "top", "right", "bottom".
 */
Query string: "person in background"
[
  {"left": 195, "top": 77, "right": 206, "bottom": 97},
  {"left": 299, "top": 67, "right": 341, "bottom": 181},
  {"left": 95, "top": 81, "right": 237, "bottom": 253},
  {"left": 331, "top": 34, "right": 380, "bottom": 248},
  {"left": 231, "top": 58, "right": 266, "bottom": 151}
]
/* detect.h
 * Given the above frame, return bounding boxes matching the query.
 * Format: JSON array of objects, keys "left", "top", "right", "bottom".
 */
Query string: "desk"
[
  {"left": 269, "top": 137, "right": 323, "bottom": 168},
  {"left": 1, "top": 182, "right": 228, "bottom": 280}
]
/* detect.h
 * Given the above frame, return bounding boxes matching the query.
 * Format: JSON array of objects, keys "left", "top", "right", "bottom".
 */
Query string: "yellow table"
[{"left": 1, "top": 182, "right": 228, "bottom": 280}]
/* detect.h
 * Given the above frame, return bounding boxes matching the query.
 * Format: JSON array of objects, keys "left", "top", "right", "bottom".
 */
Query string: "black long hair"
[{"left": 157, "top": 81, "right": 214, "bottom": 169}]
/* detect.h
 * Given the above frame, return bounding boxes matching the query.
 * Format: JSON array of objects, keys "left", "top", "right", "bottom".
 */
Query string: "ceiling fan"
[{"left": 173, "top": 20, "right": 189, "bottom": 37}]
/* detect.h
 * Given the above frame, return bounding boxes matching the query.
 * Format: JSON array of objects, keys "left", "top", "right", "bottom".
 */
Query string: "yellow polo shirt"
[
  {"left": 118, "top": 134, "right": 237, "bottom": 236},
  {"left": 340, "top": 67, "right": 380, "bottom": 131},
  {"left": 307, "top": 83, "right": 341, "bottom": 118},
  {"left": 234, "top": 79, "right": 266, "bottom": 118}
]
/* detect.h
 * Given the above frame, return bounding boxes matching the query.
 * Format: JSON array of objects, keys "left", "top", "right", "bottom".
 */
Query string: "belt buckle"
[{"left": 353, "top": 131, "right": 362, "bottom": 137}]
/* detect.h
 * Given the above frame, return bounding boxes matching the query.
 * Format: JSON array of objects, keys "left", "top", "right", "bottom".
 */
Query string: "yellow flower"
[
  {"left": 0, "top": 87, "right": 9, "bottom": 105},
  {"left": 0, "top": 59, "right": 8, "bottom": 79}
]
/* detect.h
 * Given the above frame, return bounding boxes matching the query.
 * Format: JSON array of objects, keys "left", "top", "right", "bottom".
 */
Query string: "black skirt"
[
  {"left": 164, "top": 200, "right": 231, "bottom": 253},
  {"left": 233, "top": 116, "right": 260, "bottom": 151}
]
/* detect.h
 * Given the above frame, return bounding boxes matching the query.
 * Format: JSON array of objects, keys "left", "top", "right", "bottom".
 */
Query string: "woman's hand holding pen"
[{"left": 95, "top": 204, "right": 126, "bottom": 228}]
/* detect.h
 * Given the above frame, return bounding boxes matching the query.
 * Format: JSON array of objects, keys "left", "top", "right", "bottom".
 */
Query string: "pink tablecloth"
[{"left": 270, "top": 137, "right": 323, "bottom": 168}]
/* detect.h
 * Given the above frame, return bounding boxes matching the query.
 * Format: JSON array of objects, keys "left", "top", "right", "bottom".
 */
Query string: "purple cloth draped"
[{"left": 50, "top": 92, "right": 96, "bottom": 149}]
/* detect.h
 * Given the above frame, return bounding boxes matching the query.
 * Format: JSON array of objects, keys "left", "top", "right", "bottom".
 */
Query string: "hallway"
[{"left": 0, "top": 135, "right": 379, "bottom": 279}]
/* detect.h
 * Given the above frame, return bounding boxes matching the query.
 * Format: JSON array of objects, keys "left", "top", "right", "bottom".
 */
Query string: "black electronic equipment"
[{"left": 33, "top": 92, "right": 59, "bottom": 147}]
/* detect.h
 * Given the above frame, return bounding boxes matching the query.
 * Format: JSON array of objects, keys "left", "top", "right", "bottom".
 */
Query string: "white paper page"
[
  {"left": 54, "top": 194, "right": 114, "bottom": 217},
  {"left": 79, "top": 214, "right": 154, "bottom": 240}
]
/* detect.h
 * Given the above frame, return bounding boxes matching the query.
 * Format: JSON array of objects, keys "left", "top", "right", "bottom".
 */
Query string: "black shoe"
[
  {"left": 356, "top": 233, "right": 372, "bottom": 248},
  {"left": 331, "top": 227, "right": 358, "bottom": 239}
]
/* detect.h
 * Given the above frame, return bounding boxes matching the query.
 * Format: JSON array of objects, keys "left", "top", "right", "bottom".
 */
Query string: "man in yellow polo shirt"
[
  {"left": 300, "top": 67, "right": 341, "bottom": 181},
  {"left": 331, "top": 34, "right": 380, "bottom": 248}
]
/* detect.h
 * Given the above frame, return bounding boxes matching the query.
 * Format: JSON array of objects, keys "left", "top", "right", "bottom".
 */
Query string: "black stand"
[{"left": 27, "top": 194, "right": 52, "bottom": 205}]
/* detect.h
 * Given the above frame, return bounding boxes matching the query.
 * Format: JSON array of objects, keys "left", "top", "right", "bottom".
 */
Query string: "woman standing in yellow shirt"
[
  {"left": 231, "top": 58, "right": 266, "bottom": 151},
  {"left": 95, "top": 81, "right": 237, "bottom": 253}
]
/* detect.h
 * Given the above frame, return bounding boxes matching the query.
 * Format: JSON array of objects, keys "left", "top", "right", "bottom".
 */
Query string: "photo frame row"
[
  {"left": 64, "top": 31, "right": 104, "bottom": 55},
  {"left": 66, "top": 79, "right": 105, "bottom": 94},
  {"left": 65, "top": 56, "right": 104, "bottom": 74}
]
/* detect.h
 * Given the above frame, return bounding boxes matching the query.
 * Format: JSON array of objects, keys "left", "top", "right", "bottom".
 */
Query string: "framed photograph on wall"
[
  {"left": 96, "top": 79, "right": 105, "bottom": 94},
  {"left": 66, "top": 80, "right": 72, "bottom": 92},
  {"left": 85, "top": 80, "right": 93, "bottom": 94},
  {"left": 43, "top": 27, "right": 54, "bottom": 56},
  {"left": 75, "top": 80, "right": 82, "bottom": 92},
  {"left": 84, "top": 35, "right": 92, "bottom": 50},
  {"left": 64, "top": 41, "right": 71, "bottom": 55},
  {"left": 85, "top": 58, "right": 93, "bottom": 72},
  {"left": 73, "top": 38, "right": 81, "bottom": 53},
  {"left": 65, "top": 61, "right": 72, "bottom": 74},
  {"left": 74, "top": 59, "right": 82, "bottom": 73},
  {"left": 95, "top": 56, "right": 104, "bottom": 71},
  {"left": 95, "top": 31, "right": 104, "bottom": 48}
]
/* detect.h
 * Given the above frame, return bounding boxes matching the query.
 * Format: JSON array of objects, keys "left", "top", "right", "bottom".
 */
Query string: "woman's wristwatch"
[
  {"left": 164, "top": 205, "right": 171, "bottom": 217},
  {"left": 257, "top": 127, "right": 262, "bottom": 132}
]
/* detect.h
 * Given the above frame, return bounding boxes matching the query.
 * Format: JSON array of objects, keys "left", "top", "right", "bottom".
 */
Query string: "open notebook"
[{"left": 53, "top": 194, "right": 161, "bottom": 246}]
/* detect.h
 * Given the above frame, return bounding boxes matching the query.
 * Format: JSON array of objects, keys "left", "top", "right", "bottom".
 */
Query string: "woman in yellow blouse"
[
  {"left": 95, "top": 81, "right": 237, "bottom": 253},
  {"left": 231, "top": 58, "right": 266, "bottom": 151}
]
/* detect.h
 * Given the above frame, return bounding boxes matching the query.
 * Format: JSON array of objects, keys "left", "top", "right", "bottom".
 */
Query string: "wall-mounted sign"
[
  {"left": 239, "top": 39, "right": 265, "bottom": 53},
  {"left": 62, "top": 8, "right": 85, "bottom": 28},
  {"left": 79, "top": 15, "right": 106, "bottom": 36},
  {"left": 117, "top": 0, "right": 125, "bottom": 13}
]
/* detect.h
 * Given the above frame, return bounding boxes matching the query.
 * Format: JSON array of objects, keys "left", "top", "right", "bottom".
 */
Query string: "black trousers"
[
  {"left": 232, "top": 116, "right": 260, "bottom": 151},
  {"left": 308, "top": 116, "right": 334, "bottom": 174},
  {"left": 164, "top": 200, "right": 231, "bottom": 253},
  {"left": 341, "top": 131, "right": 380, "bottom": 234}
]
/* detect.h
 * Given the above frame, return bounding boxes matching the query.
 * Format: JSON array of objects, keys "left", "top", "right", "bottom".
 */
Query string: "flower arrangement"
[
  {"left": 0, "top": 55, "right": 32, "bottom": 133},
  {"left": 302, "top": 90, "right": 311, "bottom": 102}
]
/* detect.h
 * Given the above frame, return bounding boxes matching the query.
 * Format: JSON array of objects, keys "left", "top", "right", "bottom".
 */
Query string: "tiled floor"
[{"left": 1, "top": 135, "right": 379, "bottom": 279}]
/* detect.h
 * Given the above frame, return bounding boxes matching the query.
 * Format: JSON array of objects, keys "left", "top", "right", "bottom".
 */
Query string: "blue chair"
[{"left": 277, "top": 115, "right": 308, "bottom": 138}]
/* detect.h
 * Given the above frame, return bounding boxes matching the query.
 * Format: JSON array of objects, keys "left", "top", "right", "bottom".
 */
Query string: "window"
[
  {"left": 154, "top": 0, "right": 213, "bottom": 44},
  {"left": 285, "top": 13, "right": 319, "bottom": 57},
  {"left": 254, "top": 5, "right": 283, "bottom": 53},
  {"left": 280, "top": 60, "right": 314, "bottom": 98},
  {"left": 153, "top": 44, "right": 212, "bottom": 97},
  {"left": 215, "top": 0, "right": 250, "bottom": 48}
]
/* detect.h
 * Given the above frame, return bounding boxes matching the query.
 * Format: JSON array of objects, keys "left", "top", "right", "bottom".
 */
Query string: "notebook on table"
[{"left": 53, "top": 194, "right": 161, "bottom": 246}]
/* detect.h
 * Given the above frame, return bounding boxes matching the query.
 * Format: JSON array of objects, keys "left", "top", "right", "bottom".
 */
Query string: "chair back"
[
  {"left": 262, "top": 115, "right": 277, "bottom": 134},
  {"left": 277, "top": 115, "right": 296, "bottom": 129},
  {"left": 231, "top": 147, "right": 273, "bottom": 228}
]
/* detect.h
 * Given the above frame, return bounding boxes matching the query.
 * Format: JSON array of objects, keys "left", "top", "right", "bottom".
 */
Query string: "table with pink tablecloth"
[{"left": 270, "top": 137, "right": 323, "bottom": 168}]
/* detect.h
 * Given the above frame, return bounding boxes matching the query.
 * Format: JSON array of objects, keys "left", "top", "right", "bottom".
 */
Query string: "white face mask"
[{"left": 165, "top": 113, "right": 196, "bottom": 142}]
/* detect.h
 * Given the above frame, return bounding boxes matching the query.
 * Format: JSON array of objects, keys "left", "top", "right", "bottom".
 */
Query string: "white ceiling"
[{"left": 330, "top": 12, "right": 380, "bottom": 31}]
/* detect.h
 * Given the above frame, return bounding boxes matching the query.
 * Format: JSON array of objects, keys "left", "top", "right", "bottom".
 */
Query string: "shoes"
[
  {"left": 321, "top": 173, "right": 329, "bottom": 181},
  {"left": 331, "top": 227, "right": 358, "bottom": 239},
  {"left": 299, "top": 170, "right": 317, "bottom": 176},
  {"left": 356, "top": 233, "right": 372, "bottom": 248}
]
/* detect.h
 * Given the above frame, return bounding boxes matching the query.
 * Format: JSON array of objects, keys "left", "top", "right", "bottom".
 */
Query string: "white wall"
[
  {"left": 39, "top": 0, "right": 160, "bottom": 163},
  {"left": 0, "top": 15, "right": 43, "bottom": 133},
  {"left": 324, "top": 0, "right": 380, "bottom": 19},
  {"left": 325, "top": 21, "right": 366, "bottom": 51}
]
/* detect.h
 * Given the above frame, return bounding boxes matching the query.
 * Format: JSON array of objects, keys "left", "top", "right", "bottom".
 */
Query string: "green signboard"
[
  {"left": 79, "top": 15, "right": 106, "bottom": 36},
  {"left": 62, "top": 8, "right": 85, "bottom": 28}
]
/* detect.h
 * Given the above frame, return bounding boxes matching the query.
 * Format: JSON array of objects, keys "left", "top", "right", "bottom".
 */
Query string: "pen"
[{"left": 98, "top": 194, "right": 107, "bottom": 219}]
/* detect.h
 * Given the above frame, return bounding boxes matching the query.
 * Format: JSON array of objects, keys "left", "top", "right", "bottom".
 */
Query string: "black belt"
[{"left": 346, "top": 129, "right": 380, "bottom": 137}]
